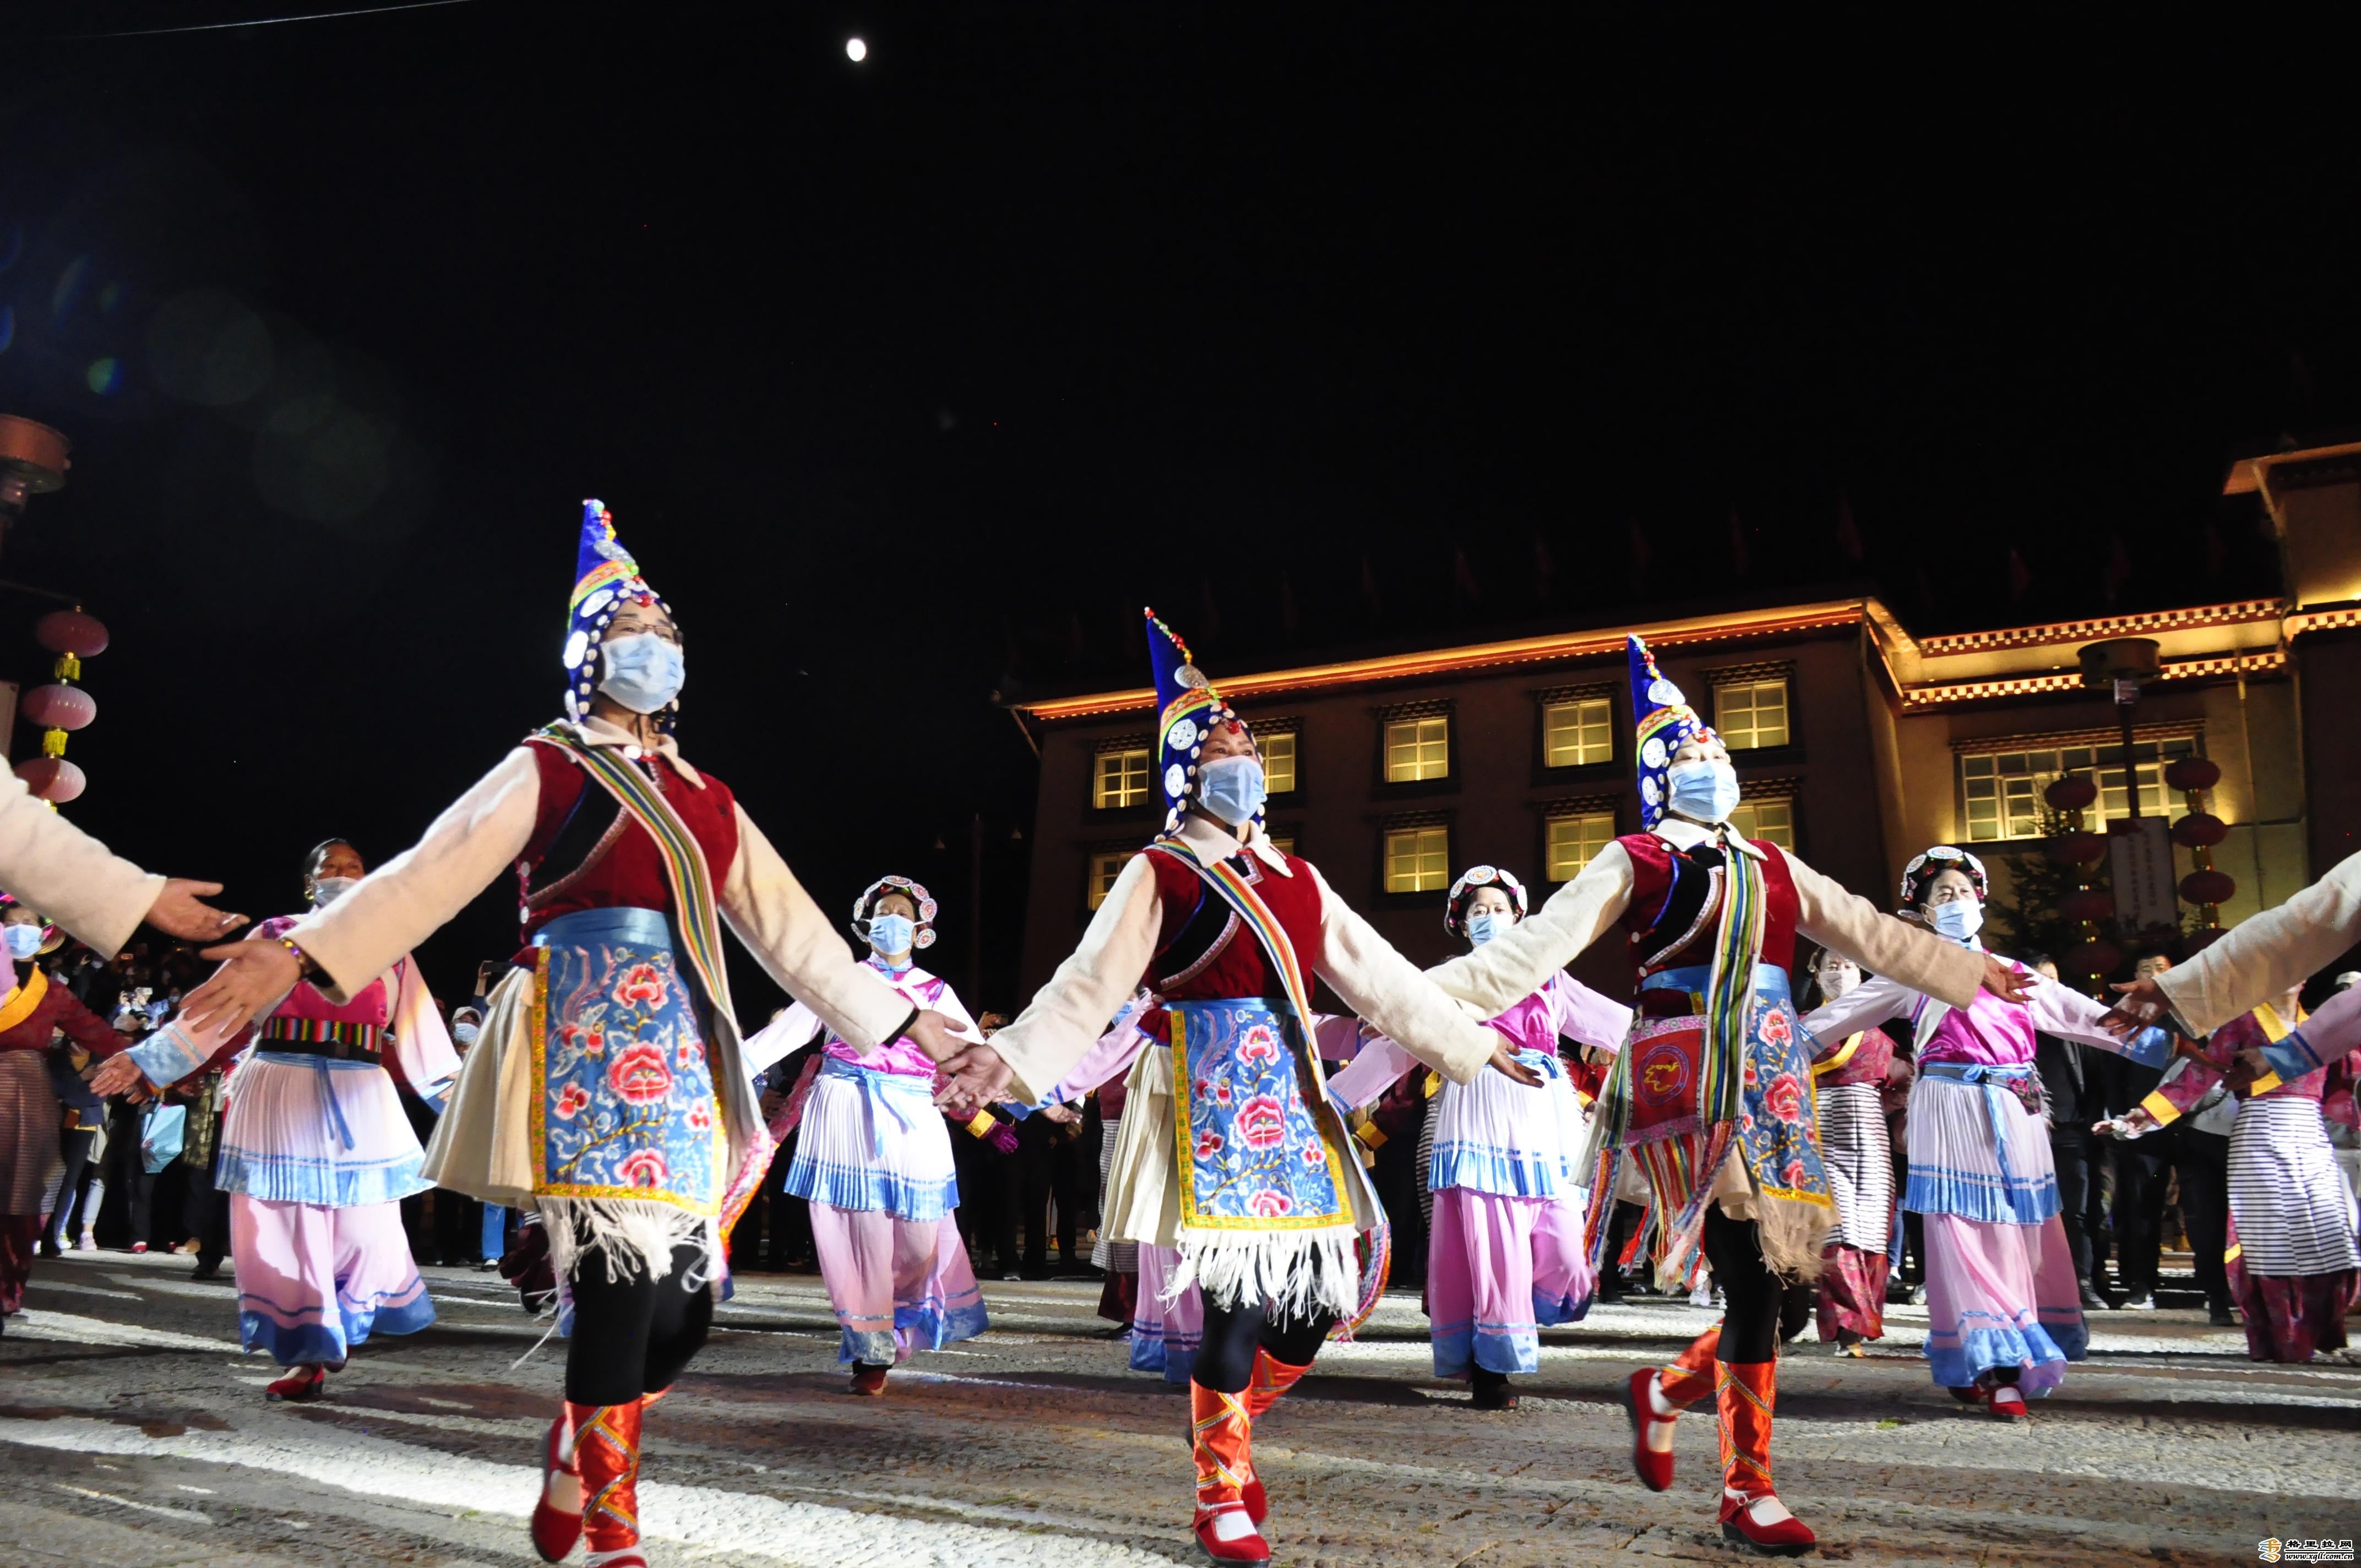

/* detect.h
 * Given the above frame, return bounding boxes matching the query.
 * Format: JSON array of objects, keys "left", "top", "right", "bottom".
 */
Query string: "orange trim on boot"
[
  {"left": 1660, "top": 1326, "right": 1721, "bottom": 1405},
  {"left": 574, "top": 1400, "right": 646, "bottom": 1562},
  {"left": 1716, "top": 1360, "right": 1814, "bottom": 1556},
  {"left": 1237, "top": 1350, "right": 1312, "bottom": 1523},
  {"left": 1189, "top": 1381, "right": 1270, "bottom": 1562}
]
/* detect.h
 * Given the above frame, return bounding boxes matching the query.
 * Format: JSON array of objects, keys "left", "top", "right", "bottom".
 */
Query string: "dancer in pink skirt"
[
  {"left": 1795, "top": 846, "right": 2133, "bottom": 1418},
  {"left": 1326, "top": 865, "right": 1630, "bottom": 1408},
  {"left": 96, "top": 839, "right": 456, "bottom": 1400}
]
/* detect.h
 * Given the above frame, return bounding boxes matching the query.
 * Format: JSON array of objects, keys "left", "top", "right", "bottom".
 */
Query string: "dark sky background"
[{"left": 0, "top": 4, "right": 2352, "bottom": 1014}]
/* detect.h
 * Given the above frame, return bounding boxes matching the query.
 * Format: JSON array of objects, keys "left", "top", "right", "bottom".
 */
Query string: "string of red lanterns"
[{"left": 15, "top": 607, "right": 108, "bottom": 805}]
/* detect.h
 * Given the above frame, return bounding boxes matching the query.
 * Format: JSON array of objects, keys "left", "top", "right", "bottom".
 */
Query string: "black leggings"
[
  {"left": 564, "top": 1242, "right": 714, "bottom": 1406},
  {"left": 1701, "top": 1208, "right": 1785, "bottom": 1365},
  {"left": 1194, "top": 1294, "right": 1335, "bottom": 1393}
]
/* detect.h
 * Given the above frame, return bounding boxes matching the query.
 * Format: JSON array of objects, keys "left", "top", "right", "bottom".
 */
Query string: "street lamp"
[{"left": 0, "top": 415, "right": 69, "bottom": 565}]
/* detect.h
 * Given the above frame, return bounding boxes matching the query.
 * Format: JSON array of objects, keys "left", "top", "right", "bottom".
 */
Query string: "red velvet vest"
[
  {"left": 1620, "top": 831, "right": 1801, "bottom": 995},
  {"left": 1134, "top": 844, "right": 1325, "bottom": 1043},
  {"left": 515, "top": 737, "right": 742, "bottom": 943}
]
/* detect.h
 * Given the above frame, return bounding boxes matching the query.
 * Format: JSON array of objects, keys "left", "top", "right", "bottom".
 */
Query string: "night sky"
[{"left": 0, "top": 4, "right": 2352, "bottom": 1012}]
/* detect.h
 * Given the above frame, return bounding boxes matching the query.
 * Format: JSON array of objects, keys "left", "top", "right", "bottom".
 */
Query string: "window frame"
[
  {"left": 1250, "top": 717, "right": 1304, "bottom": 799},
  {"left": 1373, "top": 700, "right": 1456, "bottom": 796},
  {"left": 1375, "top": 809, "right": 1454, "bottom": 903},
  {"left": 1953, "top": 728, "right": 2202, "bottom": 844},
  {"left": 1538, "top": 794, "right": 1622, "bottom": 884},
  {"left": 1727, "top": 777, "right": 1802, "bottom": 854},
  {"left": 1533, "top": 681, "right": 1620, "bottom": 776},
  {"left": 1087, "top": 734, "right": 1158, "bottom": 815}
]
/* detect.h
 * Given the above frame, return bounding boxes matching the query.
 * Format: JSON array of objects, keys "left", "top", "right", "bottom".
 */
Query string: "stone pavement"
[{"left": 2, "top": 1248, "right": 2355, "bottom": 1566}]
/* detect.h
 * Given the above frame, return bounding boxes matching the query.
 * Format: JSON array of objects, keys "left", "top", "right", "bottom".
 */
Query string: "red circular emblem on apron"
[{"left": 1636, "top": 1040, "right": 1694, "bottom": 1108}]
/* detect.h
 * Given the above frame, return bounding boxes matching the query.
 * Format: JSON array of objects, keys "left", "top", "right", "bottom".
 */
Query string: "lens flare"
[
  {"left": 86, "top": 357, "right": 123, "bottom": 395},
  {"left": 0, "top": 306, "right": 14, "bottom": 355},
  {"left": 845, "top": 36, "right": 867, "bottom": 61}
]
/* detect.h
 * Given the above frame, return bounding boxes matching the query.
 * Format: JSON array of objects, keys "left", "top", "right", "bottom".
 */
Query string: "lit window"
[
  {"left": 1092, "top": 748, "right": 1151, "bottom": 809},
  {"left": 1543, "top": 698, "right": 1614, "bottom": 768},
  {"left": 1086, "top": 851, "right": 1129, "bottom": 910},
  {"left": 1958, "top": 738, "right": 2196, "bottom": 842},
  {"left": 1261, "top": 731, "right": 1298, "bottom": 794},
  {"left": 1714, "top": 679, "right": 1789, "bottom": 750},
  {"left": 1728, "top": 798, "right": 1794, "bottom": 850},
  {"left": 1384, "top": 717, "right": 1450, "bottom": 782},
  {"left": 1546, "top": 812, "right": 1617, "bottom": 880},
  {"left": 1383, "top": 826, "right": 1450, "bottom": 893}
]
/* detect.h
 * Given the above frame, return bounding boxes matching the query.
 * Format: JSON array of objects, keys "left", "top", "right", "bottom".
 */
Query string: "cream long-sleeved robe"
[
  {"left": 285, "top": 717, "right": 913, "bottom": 1052},
  {"left": 2155, "top": 850, "right": 2361, "bottom": 1038},
  {"left": 0, "top": 766, "right": 164, "bottom": 958},
  {"left": 987, "top": 813, "right": 1505, "bottom": 1105},
  {"left": 1426, "top": 819, "right": 1986, "bottom": 1020}
]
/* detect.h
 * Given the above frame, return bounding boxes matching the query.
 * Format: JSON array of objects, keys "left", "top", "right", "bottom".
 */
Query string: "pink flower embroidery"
[
  {"left": 552, "top": 1082, "right": 592, "bottom": 1120},
  {"left": 1247, "top": 1190, "right": 1294, "bottom": 1218},
  {"left": 1760, "top": 1010, "right": 1792, "bottom": 1048},
  {"left": 687, "top": 1101, "right": 712, "bottom": 1133},
  {"left": 616, "top": 1148, "right": 670, "bottom": 1189},
  {"left": 607, "top": 1043, "right": 674, "bottom": 1104},
  {"left": 583, "top": 1025, "right": 606, "bottom": 1060},
  {"left": 1195, "top": 1130, "right": 1226, "bottom": 1160},
  {"left": 1236, "top": 1026, "right": 1283, "bottom": 1068},
  {"left": 1762, "top": 1072, "right": 1804, "bottom": 1123},
  {"left": 1237, "top": 1095, "right": 1287, "bottom": 1151},
  {"left": 674, "top": 1041, "right": 705, "bottom": 1070},
  {"left": 1301, "top": 1142, "right": 1327, "bottom": 1168},
  {"left": 613, "top": 962, "right": 668, "bottom": 1009},
  {"left": 1782, "top": 1158, "right": 1808, "bottom": 1188},
  {"left": 1215, "top": 1082, "right": 1233, "bottom": 1104}
]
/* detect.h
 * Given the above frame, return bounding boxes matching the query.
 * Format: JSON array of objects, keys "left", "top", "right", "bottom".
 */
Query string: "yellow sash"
[
  {"left": 0, "top": 967, "right": 48, "bottom": 1035},
  {"left": 2248, "top": 1002, "right": 2306, "bottom": 1097},
  {"left": 1811, "top": 1031, "right": 1865, "bottom": 1079}
]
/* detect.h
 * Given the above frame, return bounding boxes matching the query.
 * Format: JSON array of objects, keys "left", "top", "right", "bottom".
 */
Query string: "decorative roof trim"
[
  {"left": 1538, "top": 793, "right": 1622, "bottom": 819},
  {"left": 1896, "top": 648, "right": 2288, "bottom": 711},
  {"left": 1914, "top": 600, "right": 2286, "bottom": 656},
  {"left": 1948, "top": 721, "right": 2202, "bottom": 755}
]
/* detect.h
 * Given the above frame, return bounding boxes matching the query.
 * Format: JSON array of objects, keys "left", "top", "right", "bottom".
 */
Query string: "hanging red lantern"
[
  {"left": 2059, "top": 888, "right": 2115, "bottom": 924},
  {"left": 2064, "top": 938, "right": 2121, "bottom": 978},
  {"left": 2162, "top": 756, "right": 2221, "bottom": 793},
  {"left": 33, "top": 609, "right": 108, "bottom": 658},
  {"left": 2043, "top": 775, "right": 2098, "bottom": 812},
  {"left": 2170, "top": 811, "right": 2229, "bottom": 849},
  {"left": 14, "top": 756, "right": 85, "bottom": 803},
  {"left": 2047, "top": 830, "right": 2106, "bottom": 867},
  {"left": 2180, "top": 869, "right": 2236, "bottom": 907},
  {"left": 20, "top": 683, "right": 94, "bottom": 730}
]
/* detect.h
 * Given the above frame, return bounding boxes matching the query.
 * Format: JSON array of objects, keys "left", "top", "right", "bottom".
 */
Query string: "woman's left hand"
[
  {"left": 1979, "top": 954, "right": 2033, "bottom": 1004},
  {"left": 90, "top": 1053, "right": 149, "bottom": 1098}
]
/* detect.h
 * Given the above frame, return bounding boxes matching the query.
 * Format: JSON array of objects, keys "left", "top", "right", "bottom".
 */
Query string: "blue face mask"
[
  {"left": 1197, "top": 755, "right": 1267, "bottom": 827},
  {"left": 1930, "top": 901, "right": 1983, "bottom": 944},
  {"left": 1664, "top": 759, "right": 1741, "bottom": 824},
  {"left": 868, "top": 913, "right": 916, "bottom": 958},
  {"left": 1465, "top": 909, "right": 1511, "bottom": 948},
  {"left": 2, "top": 924, "right": 42, "bottom": 960},
  {"left": 598, "top": 632, "right": 686, "bottom": 715}
]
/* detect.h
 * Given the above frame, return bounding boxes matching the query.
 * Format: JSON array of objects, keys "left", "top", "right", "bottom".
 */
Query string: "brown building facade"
[{"left": 1011, "top": 442, "right": 2361, "bottom": 1006}]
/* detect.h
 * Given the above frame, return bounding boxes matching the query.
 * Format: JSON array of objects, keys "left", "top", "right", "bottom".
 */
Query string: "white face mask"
[
  {"left": 599, "top": 631, "right": 686, "bottom": 714},
  {"left": 1815, "top": 959, "right": 1862, "bottom": 1001},
  {"left": 312, "top": 876, "right": 360, "bottom": 908},
  {"left": 2, "top": 923, "right": 43, "bottom": 960},
  {"left": 1929, "top": 900, "right": 1983, "bottom": 944}
]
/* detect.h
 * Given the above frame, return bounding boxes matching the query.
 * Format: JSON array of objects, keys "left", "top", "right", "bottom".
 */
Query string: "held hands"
[
  {"left": 902, "top": 1009, "right": 965, "bottom": 1065},
  {"left": 1038, "top": 1101, "right": 1082, "bottom": 1125},
  {"left": 1979, "top": 955, "right": 2033, "bottom": 1005},
  {"left": 2222, "top": 1046, "right": 2271, "bottom": 1097},
  {"left": 89, "top": 1053, "right": 150, "bottom": 1098},
  {"left": 2098, "top": 974, "right": 2169, "bottom": 1037},
  {"left": 1487, "top": 1031, "right": 1543, "bottom": 1087},
  {"left": 2092, "top": 1107, "right": 2158, "bottom": 1141},
  {"left": 178, "top": 939, "right": 302, "bottom": 1041},
  {"left": 933, "top": 1040, "right": 1015, "bottom": 1117},
  {"left": 144, "top": 879, "right": 247, "bottom": 943}
]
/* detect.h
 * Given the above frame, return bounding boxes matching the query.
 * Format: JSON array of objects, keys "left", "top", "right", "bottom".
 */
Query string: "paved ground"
[{"left": 2, "top": 1248, "right": 2355, "bottom": 1567}]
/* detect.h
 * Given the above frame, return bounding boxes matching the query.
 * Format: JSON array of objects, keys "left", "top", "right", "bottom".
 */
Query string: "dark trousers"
[
  {"left": 1196, "top": 1295, "right": 1335, "bottom": 1392},
  {"left": 2174, "top": 1126, "right": 2233, "bottom": 1311},
  {"left": 565, "top": 1240, "right": 712, "bottom": 1406},
  {"left": 1701, "top": 1208, "right": 1784, "bottom": 1364},
  {"left": 950, "top": 1128, "right": 1019, "bottom": 1275},
  {"left": 99, "top": 1102, "right": 154, "bottom": 1248},
  {"left": 180, "top": 1134, "right": 232, "bottom": 1269},
  {"left": 2050, "top": 1129, "right": 2098, "bottom": 1283},
  {"left": 1018, "top": 1118, "right": 1087, "bottom": 1271},
  {"left": 2111, "top": 1134, "right": 2173, "bottom": 1298}
]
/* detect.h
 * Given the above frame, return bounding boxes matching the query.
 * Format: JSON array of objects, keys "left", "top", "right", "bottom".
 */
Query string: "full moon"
[{"left": 845, "top": 37, "right": 868, "bottom": 62}]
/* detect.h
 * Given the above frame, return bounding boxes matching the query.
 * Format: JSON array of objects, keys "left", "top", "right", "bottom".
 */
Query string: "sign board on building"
[{"left": 2108, "top": 815, "right": 2178, "bottom": 930}]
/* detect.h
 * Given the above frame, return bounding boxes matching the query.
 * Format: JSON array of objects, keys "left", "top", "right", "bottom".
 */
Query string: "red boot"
[
  {"left": 1189, "top": 1381, "right": 1270, "bottom": 1564},
  {"left": 1234, "top": 1349, "right": 1312, "bottom": 1525},
  {"left": 1716, "top": 1359, "right": 1816, "bottom": 1557},
  {"left": 265, "top": 1364, "right": 327, "bottom": 1403},
  {"left": 848, "top": 1361, "right": 889, "bottom": 1397},
  {"left": 530, "top": 1407, "right": 583, "bottom": 1563},
  {"left": 1628, "top": 1326, "right": 1718, "bottom": 1492},
  {"left": 575, "top": 1400, "right": 648, "bottom": 1568}
]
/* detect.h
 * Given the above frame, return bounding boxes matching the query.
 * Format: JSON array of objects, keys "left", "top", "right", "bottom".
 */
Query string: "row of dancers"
[{"left": 2, "top": 500, "right": 2357, "bottom": 1567}]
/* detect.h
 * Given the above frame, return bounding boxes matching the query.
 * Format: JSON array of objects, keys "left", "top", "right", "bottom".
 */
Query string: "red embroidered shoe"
[
  {"left": 1192, "top": 1505, "right": 1272, "bottom": 1565},
  {"left": 1719, "top": 1494, "right": 1818, "bottom": 1557},
  {"left": 530, "top": 1409, "right": 581, "bottom": 1563},
  {"left": 1625, "top": 1368, "right": 1676, "bottom": 1492},
  {"left": 848, "top": 1361, "right": 890, "bottom": 1396},
  {"left": 1238, "top": 1475, "right": 1266, "bottom": 1527},
  {"left": 1987, "top": 1383, "right": 2028, "bottom": 1420},
  {"left": 265, "top": 1364, "right": 326, "bottom": 1403}
]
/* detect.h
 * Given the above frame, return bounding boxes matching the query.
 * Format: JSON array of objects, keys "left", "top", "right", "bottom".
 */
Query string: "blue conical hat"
[
  {"left": 562, "top": 499, "right": 671, "bottom": 725},
  {"left": 1627, "top": 633, "right": 1716, "bottom": 830},
  {"left": 1145, "top": 607, "right": 1255, "bottom": 834}
]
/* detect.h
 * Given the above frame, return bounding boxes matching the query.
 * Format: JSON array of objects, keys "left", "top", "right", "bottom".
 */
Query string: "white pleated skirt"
[
  {"left": 1428, "top": 1051, "right": 1585, "bottom": 1200},
  {"left": 216, "top": 1053, "right": 430, "bottom": 1208}
]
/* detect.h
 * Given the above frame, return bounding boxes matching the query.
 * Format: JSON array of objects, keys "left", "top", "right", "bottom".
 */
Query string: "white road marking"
[
  {"left": 5, "top": 1309, "right": 240, "bottom": 1352},
  {"left": 51, "top": 1483, "right": 213, "bottom": 1523}
]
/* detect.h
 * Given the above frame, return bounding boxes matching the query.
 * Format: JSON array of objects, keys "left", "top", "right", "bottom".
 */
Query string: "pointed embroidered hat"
[
  {"left": 562, "top": 499, "right": 673, "bottom": 726},
  {"left": 1627, "top": 633, "right": 1716, "bottom": 831},
  {"left": 1145, "top": 606, "right": 1253, "bottom": 835}
]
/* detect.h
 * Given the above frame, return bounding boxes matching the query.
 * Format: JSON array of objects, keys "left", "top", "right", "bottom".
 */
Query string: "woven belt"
[{"left": 259, "top": 1018, "right": 382, "bottom": 1061}]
